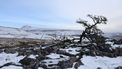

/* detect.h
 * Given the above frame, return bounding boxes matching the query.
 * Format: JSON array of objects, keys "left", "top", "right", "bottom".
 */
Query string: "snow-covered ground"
[
  {"left": 0, "top": 52, "right": 24, "bottom": 69},
  {"left": 78, "top": 56, "right": 122, "bottom": 69},
  {"left": 0, "top": 52, "right": 121, "bottom": 69},
  {"left": 0, "top": 25, "right": 122, "bottom": 69},
  {"left": 0, "top": 52, "right": 24, "bottom": 66}
]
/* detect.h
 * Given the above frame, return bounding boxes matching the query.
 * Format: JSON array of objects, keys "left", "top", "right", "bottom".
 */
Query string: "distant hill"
[
  {"left": 0, "top": 25, "right": 81, "bottom": 39},
  {"left": 1, "top": 25, "right": 121, "bottom": 39},
  {"left": 21, "top": 25, "right": 81, "bottom": 36},
  {"left": 0, "top": 26, "right": 45, "bottom": 39}
]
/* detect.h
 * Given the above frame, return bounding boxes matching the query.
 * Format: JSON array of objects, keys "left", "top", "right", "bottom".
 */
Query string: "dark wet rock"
[
  {"left": 114, "top": 39, "right": 122, "bottom": 45},
  {"left": 39, "top": 64, "right": 47, "bottom": 69},
  {"left": 40, "top": 49, "right": 49, "bottom": 56},
  {"left": 60, "top": 55, "right": 64, "bottom": 58},
  {"left": 68, "top": 50, "right": 72, "bottom": 52},
  {"left": 57, "top": 57, "right": 78, "bottom": 68},
  {"left": 62, "top": 39, "right": 72, "bottom": 43},
  {"left": 115, "top": 66, "right": 122, "bottom": 69},
  {"left": 0, "top": 49, "right": 4, "bottom": 53},
  {"left": 36, "top": 55, "right": 46, "bottom": 61},
  {"left": 41, "top": 64, "right": 60, "bottom": 69},
  {"left": 4, "top": 48, "right": 16, "bottom": 54},
  {"left": 19, "top": 57, "right": 40, "bottom": 69},
  {"left": 110, "top": 39, "right": 117, "bottom": 42},
  {"left": 97, "top": 67, "right": 102, "bottom": 69},
  {"left": 18, "top": 49, "right": 32, "bottom": 56},
  {"left": 19, "top": 57, "right": 36, "bottom": 66},
  {"left": 44, "top": 47, "right": 56, "bottom": 54},
  {"left": 74, "top": 60, "right": 83, "bottom": 69},
  {"left": 18, "top": 50, "right": 26, "bottom": 56},
  {"left": 114, "top": 47, "right": 122, "bottom": 56},
  {"left": 76, "top": 50, "right": 84, "bottom": 60},
  {"left": 58, "top": 60, "right": 71, "bottom": 69},
  {"left": 102, "top": 44, "right": 112, "bottom": 52}
]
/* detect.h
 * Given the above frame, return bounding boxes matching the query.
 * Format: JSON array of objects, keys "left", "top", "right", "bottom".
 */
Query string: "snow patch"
[
  {"left": 60, "top": 47, "right": 81, "bottom": 55},
  {"left": 0, "top": 52, "right": 25, "bottom": 66},
  {"left": 1, "top": 65, "right": 22, "bottom": 69},
  {"left": 78, "top": 56, "right": 122, "bottom": 69},
  {"left": 46, "top": 53, "right": 60, "bottom": 59}
]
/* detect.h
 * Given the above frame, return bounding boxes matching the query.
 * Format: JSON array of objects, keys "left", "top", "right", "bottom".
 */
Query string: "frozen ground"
[
  {"left": 0, "top": 48, "right": 122, "bottom": 69},
  {"left": 77, "top": 56, "right": 122, "bottom": 69}
]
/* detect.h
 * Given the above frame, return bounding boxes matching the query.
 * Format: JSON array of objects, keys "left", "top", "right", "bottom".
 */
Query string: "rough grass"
[{"left": 0, "top": 38, "right": 48, "bottom": 49}]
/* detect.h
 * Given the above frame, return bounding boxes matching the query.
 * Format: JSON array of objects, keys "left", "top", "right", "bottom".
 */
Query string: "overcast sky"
[{"left": 0, "top": 0, "right": 122, "bottom": 32}]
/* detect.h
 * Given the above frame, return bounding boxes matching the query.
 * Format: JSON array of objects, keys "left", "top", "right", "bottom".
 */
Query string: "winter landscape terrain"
[
  {"left": 0, "top": 26, "right": 122, "bottom": 69},
  {"left": 0, "top": 0, "right": 122, "bottom": 68}
]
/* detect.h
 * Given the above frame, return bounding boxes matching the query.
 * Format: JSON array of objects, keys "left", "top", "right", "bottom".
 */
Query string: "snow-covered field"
[
  {"left": 0, "top": 26, "right": 81, "bottom": 39},
  {"left": 0, "top": 52, "right": 24, "bottom": 69},
  {"left": 0, "top": 25, "right": 121, "bottom": 40},
  {"left": 76, "top": 56, "right": 121, "bottom": 69},
  {"left": 0, "top": 26, "right": 51, "bottom": 39},
  {"left": 0, "top": 52, "right": 121, "bottom": 69},
  {"left": 0, "top": 43, "right": 122, "bottom": 69}
]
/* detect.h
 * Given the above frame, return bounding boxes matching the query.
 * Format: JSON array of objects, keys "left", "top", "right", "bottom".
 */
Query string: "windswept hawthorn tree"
[{"left": 77, "top": 14, "right": 107, "bottom": 46}]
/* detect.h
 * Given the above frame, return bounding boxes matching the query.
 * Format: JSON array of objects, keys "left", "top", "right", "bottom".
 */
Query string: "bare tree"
[{"left": 77, "top": 14, "right": 107, "bottom": 46}]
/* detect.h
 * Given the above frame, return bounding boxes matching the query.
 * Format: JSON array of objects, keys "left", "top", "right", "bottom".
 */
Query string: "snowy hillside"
[
  {"left": 21, "top": 25, "right": 81, "bottom": 35},
  {"left": 0, "top": 26, "right": 49, "bottom": 39},
  {"left": 21, "top": 25, "right": 40, "bottom": 31},
  {"left": 0, "top": 26, "right": 81, "bottom": 39},
  {"left": 0, "top": 25, "right": 121, "bottom": 40}
]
